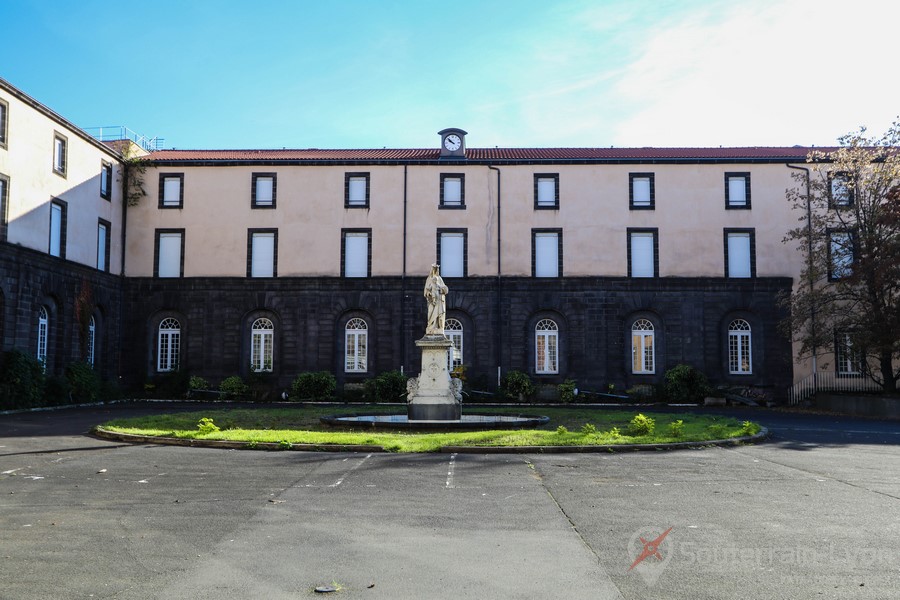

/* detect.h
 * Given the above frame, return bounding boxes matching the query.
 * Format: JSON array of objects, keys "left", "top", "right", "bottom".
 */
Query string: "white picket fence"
[{"left": 788, "top": 371, "right": 883, "bottom": 405}]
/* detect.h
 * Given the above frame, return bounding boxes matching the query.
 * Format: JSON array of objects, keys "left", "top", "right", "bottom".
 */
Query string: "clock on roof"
[{"left": 439, "top": 128, "right": 467, "bottom": 158}]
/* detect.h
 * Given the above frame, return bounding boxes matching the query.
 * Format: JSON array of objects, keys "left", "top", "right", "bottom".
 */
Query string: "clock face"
[{"left": 444, "top": 134, "right": 462, "bottom": 151}]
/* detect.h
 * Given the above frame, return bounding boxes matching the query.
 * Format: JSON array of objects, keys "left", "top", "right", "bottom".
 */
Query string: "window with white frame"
[
  {"left": 631, "top": 319, "right": 655, "bottom": 374},
  {"left": 725, "top": 173, "right": 750, "bottom": 208},
  {"left": 829, "top": 231, "right": 854, "bottom": 280},
  {"left": 728, "top": 319, "right": 752, "bottom": 374},
  {"left": 439, "top": 230, "right": 466, "bottom": 277},
  {"left": 345, "top": 173, "right": 369, "bottom": 208},
  {"left": 725, "top": 230, "right": 753, "bottom": 278},
  {"left": 440, "top": 174, "right": 464, "bottom": 208},
  {"left": 535, "top": 319, "right": 559, "bottom": 374},
  {"left": 159, "top": 174, "right": 184, "bottom": 208},
  {"left": 252, "top": 173, "right": 276, "bottom": 208},
  {"left": 156, "top": 230, "right": 183, "bottom": 278},
  {"left": 100, "top": 162, "right": 112, "bottom": 200},
  {"left": 345, "top": 318, "right": 368, "bottom": 373},
  {"left": 534, "top": 174, "right": 559, "bottom": 209},
  {"left": 830, "top": 172, "right": 853, "bottom": 207},
  {"left": 835, "top": 332, "right": 862, "bottom": 375},
  {"left": 629, "top": 173, "right": 654, "bottom": 209},
  {"left": 157, "top": 318, "right": 181, "bottom": 372},
  {"left": 445, "top": 318, "right": 463, "bottom": 371},
  {"left": 533, "top": 230, "right": 561, "bottom": 277},
  {"left": 49, "top": 200, "right": 65, "bottom": 258},
  {"left": 37, "top": 306, "right": 49, "bottom": 368},
  {"left": 342, "top": 230, "right": 370, "bottom": 277},
  {"left": 249, "top": 230, "right": 277, "bottom": 277},
  {"left": 628, "top": 230, "right": 656, "bottom": 278},
  {"left": 53, "top": 133, "right": 67, "bottom": 176},
  {"left": 251, "top": 318, "right": 274, "bottom": 372},
  {"left": 97, "top": 220, "right": 109, "bottom": 272},
  {"left": 88, "top": 316, "right": 96, "bottom": 367}
]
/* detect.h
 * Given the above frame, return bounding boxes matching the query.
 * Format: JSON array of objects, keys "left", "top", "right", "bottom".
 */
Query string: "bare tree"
[{"left": 784, "top": 121, "right": 900, "bottom": 393}]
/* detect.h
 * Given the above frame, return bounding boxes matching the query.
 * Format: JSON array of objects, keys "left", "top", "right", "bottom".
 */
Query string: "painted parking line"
[
  {"left": 446, "top": 453, "right": 457, "bottom": 488},
  {"left": 328, "top": 453, "right": 373, "bottom": 488}
]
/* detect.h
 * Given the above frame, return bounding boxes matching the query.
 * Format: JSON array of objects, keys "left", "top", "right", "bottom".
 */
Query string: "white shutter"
[
  {"left": 728, "top": 177, "right": 747, "bottom": 206},
  {"left": 344, "top": 232, "right": 368, "bottom": 277},
  {"left": 158, "top": 233, "right": 182, "bottom": 277},
  {"left": 630, "top": 232, "right": 654, "bottom": 277},
  {"left": 255, "top": 177, "right": 273, "bottom": 206},
  {"left": 251, "top": 233, "right": 275, "bottom": 277},
  {"left": 348, "top": 177, "right": 367, "bottom": 205},
  {"left": 97, "top": 223, "right": 107, "bottom": 271},
  {"left": 537, "top": 178, "right": 556, "bottom": 206},
  {"left": 727, "top": 233, "right": 751, "bottom": 277},
  {"left": 440, "top": 232, "right": 464, "bottom": 277},
  {"left": 163, "top": 178, "right": 181, "bottom": 206},
  {"left": 535, "top": 232, "right": 559, "bottom": 277},
  {"left": 632, "top": 177, "right": 651, "bottom": 205},
  {"left": 49, "top": 204, "right": 62, "bottom": 257},
  {"left": 443, "top": 178, "right": 461, "bottom": 205}
]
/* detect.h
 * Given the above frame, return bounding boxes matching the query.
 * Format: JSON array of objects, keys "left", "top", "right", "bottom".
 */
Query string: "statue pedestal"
[{"left": 407, "top": 335, "right": 462, "bottom": 422}]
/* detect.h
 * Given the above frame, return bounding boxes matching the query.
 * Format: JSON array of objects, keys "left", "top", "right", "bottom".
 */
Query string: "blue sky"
[{"left": 4, "top": 0, "right": 897, "bottom": 150}]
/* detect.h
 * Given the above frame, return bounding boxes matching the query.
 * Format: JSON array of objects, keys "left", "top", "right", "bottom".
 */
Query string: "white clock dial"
[{"left": 444, "top": 134, "right": 462, "bottom": 151}]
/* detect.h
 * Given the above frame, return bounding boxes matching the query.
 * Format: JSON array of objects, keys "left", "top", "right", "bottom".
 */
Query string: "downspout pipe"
[
  {"left": 117, "top": 159, "right": 129, "bottom": 387},
  {"left": 488, "top": 165, "right": 501, "bottom": 387},
  {"left": 786, "top": 163, "right": 817, "bottom": 389},
  {"left": 401, "top": 165, "right": 408, "bottom": 373}
]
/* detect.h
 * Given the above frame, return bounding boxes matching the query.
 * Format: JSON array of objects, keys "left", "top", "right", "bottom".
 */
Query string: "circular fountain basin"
[{"left": 320, "top": 413, "right": 550, "bottom": 430}]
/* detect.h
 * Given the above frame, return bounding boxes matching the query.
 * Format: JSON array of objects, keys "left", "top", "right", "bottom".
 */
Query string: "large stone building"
[{"left": 1, "top": 77, "right": 824, "bottom": 399}]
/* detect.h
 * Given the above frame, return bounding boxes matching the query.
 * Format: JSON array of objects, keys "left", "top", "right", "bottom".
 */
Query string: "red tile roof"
[{"left": 144, "top": 146, "right": 829, "bottom": 163}]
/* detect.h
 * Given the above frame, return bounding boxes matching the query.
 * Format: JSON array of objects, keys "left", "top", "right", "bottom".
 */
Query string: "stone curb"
[{"left": 93, "top": 426, "right": 767, "bottom": 454}]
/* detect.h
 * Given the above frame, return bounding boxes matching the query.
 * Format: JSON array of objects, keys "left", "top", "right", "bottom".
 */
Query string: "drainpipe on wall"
[
  {"left": 401, "top": 165, "right": 408, "bottom": 373},
  {"left": 786, "top": 163, "right": 816, "bottom": 391},
  {"left": 488, "top": 165, "right": 501, "bottom": 388},
  {"left": 117, "top": 159, "right": 129, "bottom": 386}
]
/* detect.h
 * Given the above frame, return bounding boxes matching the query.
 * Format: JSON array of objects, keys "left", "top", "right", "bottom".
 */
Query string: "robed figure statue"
[{"left": 424, "top": 263, "right": 449, "bottom": 336}]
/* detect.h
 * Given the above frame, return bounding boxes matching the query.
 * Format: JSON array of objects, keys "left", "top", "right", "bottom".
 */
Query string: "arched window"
[
  {"left": 728, "top": 319, "right": 752, "bottom": 374},
  {"left": 445, "top": 318, "right": 463, "bottom": 371},
  {"left": 631, "top": 319, "right": 655, "bottom": 374},
  {"left": 88, "top": 316, "right": 96, "bottom": 367},
  {"left": 157, "top": 318, "right": 181, "bottom": 372},
  {"left": 37, "top": 306, "right": 49, "bottom": 368},
  {"left": 535, "top": 319, "right": 559, "bottom": 374},
  {"left": 251, "top": 318, "right": 274, "bottom": 372},
  {"left": 345, "top": 318, "right": 368, "bottom": 373}
]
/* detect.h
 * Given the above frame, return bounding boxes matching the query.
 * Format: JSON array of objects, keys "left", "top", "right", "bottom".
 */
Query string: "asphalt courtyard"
[{"left": 1, "top": 403, "right": 898, "bottom": 599}]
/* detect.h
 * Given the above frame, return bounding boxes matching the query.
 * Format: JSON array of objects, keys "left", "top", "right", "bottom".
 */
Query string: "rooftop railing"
[{"left": 83, "top": 125, "right": 165, "bottom": 152}]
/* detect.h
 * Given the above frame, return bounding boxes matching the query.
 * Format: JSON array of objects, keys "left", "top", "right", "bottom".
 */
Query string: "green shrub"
[
  {"left": 668, "top": 419, "right": 685, "bottom": 438},
  {"left": 219, "top": 375, "right": 249, "bottom": 399},
  {"left": 664, "top": 364, "right": 712, "bottom": 404},
  {"left": 364, "top": 370, "right": 408, "bottom": 403},
  {"left": 66, "top": 362, "right": 100, "bottom": 403},
  {"left": 628, "top": 413, "right": 656, "bottom": 436},
  {"left": 499, "top": 370, "right": 535, "bottom": 401},
  {"left": 0, "top": 350, "right": 46, "bottom": 409},
  {"left": 556, "top": 425, "right": 569, "bottom": 435},
  {"left": 608, "top": 426, "right": 622, "bottom": 439},
  {"left": 189, "top": 376, "right": 210, "bottom": 391},
  {"left": 291, "top": 371, "right": 336, "bottom": 400},
  {"left": 558, "top": 379, "right": 577, "bottom": 403},
  {"left": 741, "top": 420, "right": 761, "bottom": 436},
  {"left": 197, "top": 417, "right": 220, "bottom": 434},
  {"left": 580, "top": 423, "right": 598, "bottom": 435}
]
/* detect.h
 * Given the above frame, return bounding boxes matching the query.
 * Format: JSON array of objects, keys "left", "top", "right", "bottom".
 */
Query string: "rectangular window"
[
  {"left": 628, "top": 229, "right": 658, "bottom": 278},
  {"left": 53, "top": 133, "right": 67, "bottom": 176},
  {"left": 342, "top": 229, "right": 371, "bottom": 277},
  {"left": 534, "top": 174, "right": 559, "bottom": 209},
  {"left": 49, "top": 200, "right": 66, "bottom": 258},
  {"left": 248, "top": 229, "right": 277, "bottom": 278},
  {"left": 252, "top": 173, "right": 276, "bottom": 208},
  {"left": 0, "top": 174, "right": 8, "bottom": 242},
  {"left": 829, "top": 231, "right": 854, "bottom": 280},
  {"left": 438, "top": 229, "right": 467, "bottom": 277},
  {"left": 155, "top": 229, "right": 184, "bottom": 278},
  {"left": 100, "top": 162, "right": 112, "bottom": 200},
  {"left": 725, "top": 172, "right": 751, "bottom": 209},
  {"left": 835, "top": 332, "right": 862, "bottom": 376},
  {"left": 533, "top": 229, "right": 562, "bottom": 277},
  {"left": 159, "top": 173, "right": 184, "bottom": 208},
  {"left": 629, "top": 173, "right": 654, "bottom": 209},
  {"left": 440, "top": 174, "right": 465, "bottom": 208},
  {"left": 345, "top": 172, "right": 370, "bottom": 208},
  {"left": 0, "top": 98, "right": 7, "bottom": 148},
  {"left": 725, "top": 229, "right": 755, "bottom": 278},
  {"left": 829, "top": 172, "right": 853, "bottom": 207},
  {"left": 97, "top": 219, "right": 110, "bottom": 272}
]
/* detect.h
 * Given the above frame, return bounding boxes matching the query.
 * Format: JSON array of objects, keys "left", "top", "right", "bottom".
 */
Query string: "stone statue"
[{"left": 424, "top": 263, "right": 448, "bottom": 336}]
